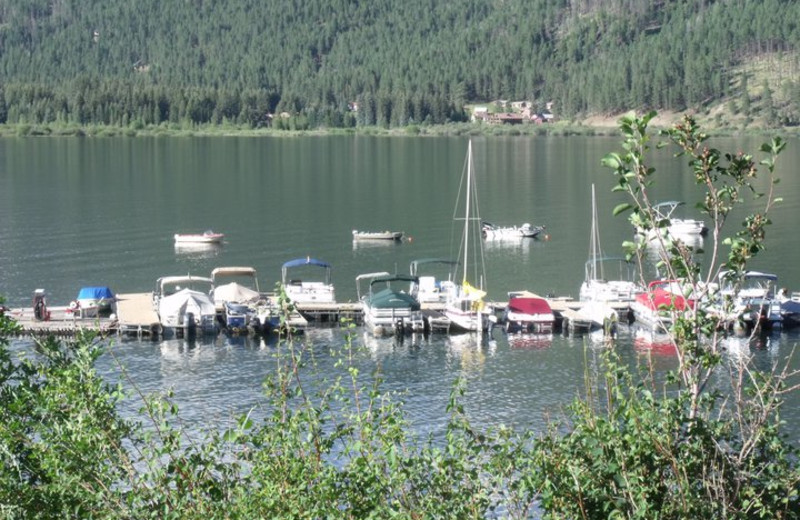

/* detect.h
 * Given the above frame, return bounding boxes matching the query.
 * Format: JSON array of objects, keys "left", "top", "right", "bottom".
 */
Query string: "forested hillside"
[{"left": 0, "top": 0, "right": 798, "bottom": 129}]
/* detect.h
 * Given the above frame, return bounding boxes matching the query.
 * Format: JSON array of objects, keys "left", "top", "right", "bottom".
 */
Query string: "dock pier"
[{"left": 6, "top": 292, "right": 633, "bottom": 339}]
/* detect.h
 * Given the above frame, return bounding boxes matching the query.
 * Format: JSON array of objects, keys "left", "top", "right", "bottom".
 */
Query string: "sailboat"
[
  {"left": 578, "top": 184, "right": 643, "bottom": 331},
  {"left": 444, "top": 141, "right": 491, "bottom": 333}
]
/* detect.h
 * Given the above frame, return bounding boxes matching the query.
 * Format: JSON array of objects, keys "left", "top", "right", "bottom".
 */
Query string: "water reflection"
[
  {"left": 173, "top": 242, "right": 222, "bottom": 259},
  {"left": 505, "top": 331, "right": 553, "bottom": 350}
]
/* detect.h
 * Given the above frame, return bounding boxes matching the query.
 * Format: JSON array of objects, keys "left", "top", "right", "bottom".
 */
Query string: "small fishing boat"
[
  {"left": 70, "top": 286, "right": 117, "bottom": 318},
  {"left": 173, "top": 230, "right": 224, "bottom": 244},
  {"left": 482, "top": 221, "right": 544, "bottom": 239},
  {"left": 352, "top": 230, "right": 404, "bottom": 241}
]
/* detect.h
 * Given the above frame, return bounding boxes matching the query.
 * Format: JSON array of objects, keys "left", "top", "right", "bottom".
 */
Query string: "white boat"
[
  {"left": 356, "top": 272, "right": 425, "bottom": 336},
  {"left": 634, "top": 201, "right": 707, "bottom": 239},
  {"left": 579, "top": 184, "right": 643, "bottom": 329},
  {"left": 352, "top": 230, "right": 404, "bottom": 241},
  {"left": 281, "top": 257, "right": 336, "bottom": 304},
  {"left": 210, "top": 266, "right": 278, "bottom": 333},
  {"left": 153, "top": 275, "right": 217, "bottom": 337},
  {"left": 70, "top": 286, "right": 117, "bottom": 318},
  {"left": 710, "top": 271, "right": 782, "bottom": 332},
  {"left": 173, "top": 230, "right": 225, "bottom": 244},
  {"left": 503, "top": 292, "right": 555, "bottom": 333},
  {"left": 482, "top": 221, "right": 544, "bottom": 239},
  {"left": 408, "top": 258, "right": 460, "bottom": 305},
  {"left": 444, "top": 141, "right": 491, "bottom": 333}
]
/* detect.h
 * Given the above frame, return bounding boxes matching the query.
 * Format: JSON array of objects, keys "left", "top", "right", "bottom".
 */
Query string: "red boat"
[
  {"left": 630, "top": 280, "right": 694, "bottom": 331},
  {"left": 503, "top": 295, "right": 555, "bottom": 333}
]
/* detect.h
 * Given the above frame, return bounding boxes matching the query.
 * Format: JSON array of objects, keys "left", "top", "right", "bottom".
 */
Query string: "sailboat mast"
[{"left": 462, "top": 141, "right": 472, "bottom": 285}]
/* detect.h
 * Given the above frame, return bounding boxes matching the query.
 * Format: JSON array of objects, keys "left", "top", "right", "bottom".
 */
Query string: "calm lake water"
[{"left": 2, "top": 134, "right": 799, "bottom": 438}]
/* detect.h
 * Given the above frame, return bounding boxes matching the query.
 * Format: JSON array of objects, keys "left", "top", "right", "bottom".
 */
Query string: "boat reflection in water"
[
  {"left": 631, "top": 325, "right": 678, "bottom": 357},
  {"left": 506, "top": 332, "right": 553, "bottom": 350},
  {"left": 174, "top": 242, "right": 222, "bottom": 259}
]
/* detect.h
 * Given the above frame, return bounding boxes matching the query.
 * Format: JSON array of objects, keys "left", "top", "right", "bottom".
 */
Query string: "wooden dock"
[{"left": 6, "top": 292, "right": 634, "bottom": 339}]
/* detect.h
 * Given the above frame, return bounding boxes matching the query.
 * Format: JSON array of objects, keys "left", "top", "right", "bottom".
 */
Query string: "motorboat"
[
  {"left": 281, "top": 257, "right": 336, "bottom": 304},
  {"left": 352, "top": 230, "right": 404, "bottom": 241},
  {"left": 173, "top": 230, "right": 224, "bottom": 244},
  {"left": 482, "top": 221, "right": 544, "bottom": 239},
  {"left": 630, "top": 279, "right": 694, "bottom": 332},
  {"left": 210, "top": 266, "right": 278, "bottom": 333},
  {"left": 153, "top": 275, "right": 217, "bottom": 337},
  {"left": 778, "top": 288, "right": 800, "bottom": 329},
  {"left": 503, "top": 292, "right": 555, "bottom": 333},
  {"left": 408, "top": 258, "right": 460, "bottom": 305},
  {"left": 356, "top": 272, "right": 425, "bottom": 336},
  {"left": 712, "top": 271, "right": 783, "bottom": 332},
  {"left": 71, "top": 286, "right": 116, "bottom": 318},
  {"left": 634, "top": 201, "right": 707, "bottom": 239},
  {"left": 444, "top": 141, "right": 492, "bottom": 333}
]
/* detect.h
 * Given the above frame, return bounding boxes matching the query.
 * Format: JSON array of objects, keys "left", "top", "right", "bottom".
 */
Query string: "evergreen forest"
[{"left": 0, "top": 0, "right": 798, "bottom": 130}]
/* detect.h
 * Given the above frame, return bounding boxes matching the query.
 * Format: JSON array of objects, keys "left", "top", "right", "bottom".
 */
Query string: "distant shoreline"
[{"left": 0, "top": 113, "right": 795, "bottom": 138}]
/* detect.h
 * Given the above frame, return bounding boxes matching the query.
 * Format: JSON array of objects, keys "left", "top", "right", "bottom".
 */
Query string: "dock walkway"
[{"left": 7, "top": 292, "right": 633, "bottom": 338}]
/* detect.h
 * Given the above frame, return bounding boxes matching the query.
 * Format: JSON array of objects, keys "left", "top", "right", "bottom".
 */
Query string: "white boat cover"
[
  {"left": 212, "top": 282, "right": 261, "bottom": 305},
  {"left": 159, "top": 289, "right": 216, "bottom": 326}
]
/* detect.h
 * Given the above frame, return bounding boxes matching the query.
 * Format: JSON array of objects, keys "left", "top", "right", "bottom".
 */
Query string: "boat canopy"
[
  {"left": 508, "top": 297, "right": 552, "bottom": 315},
  {"left": 409, "top": 258, "right": 459, "bottom": 275},
  {"left": 212, "top": 283, "right": 261, "bottom": 304},
  {"left": 370, "top": 274, "right": 419, "bottom": 287},
  {"left": 282, "top": 257, "right": 332, "bottom": 270},
  {"left": 367, "top": 288, "right": 421, "bottom": 310},
  {"left": 77, "top": 286, "right": 115, "bottom": 300},
  {"left": 211, "top": 267, "right": 258, "bottom": 280}
]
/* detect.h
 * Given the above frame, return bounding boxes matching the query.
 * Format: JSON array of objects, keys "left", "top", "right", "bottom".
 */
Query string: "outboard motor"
[{"left": 183, "top": 312, "right": 197, "bottom": 339}]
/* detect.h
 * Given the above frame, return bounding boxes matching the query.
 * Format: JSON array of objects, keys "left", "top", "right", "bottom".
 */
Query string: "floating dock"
[{"left": 6, "top": 292, "right": 633, "bottom": 339}]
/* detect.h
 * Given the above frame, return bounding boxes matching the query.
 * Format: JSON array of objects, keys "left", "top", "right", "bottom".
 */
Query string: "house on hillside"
[
  {"left": 489, "top": 112, "right": 524, "bottom": 125},
  {"left": 471, "top": 106, "right": 490, "bottom": 123}
]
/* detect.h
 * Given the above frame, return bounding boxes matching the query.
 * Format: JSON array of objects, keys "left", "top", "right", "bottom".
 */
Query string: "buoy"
[
  {"left": 544, "top": 234, "right": 551, "bottom": 241},
  {"left": 408, "top": 236, "right": 413, "bottom": 243}
]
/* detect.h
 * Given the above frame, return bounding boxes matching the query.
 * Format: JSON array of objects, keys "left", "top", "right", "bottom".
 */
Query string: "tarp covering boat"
[
  {"left": 508, "top": 297, "right": 552, "bottom": 315},
  {"left": 212, "top": 282, "right": 261, "bottom": 304},
  {"left": 366, "top": 288, "right": 421, "bottom": 310},
  {"left": 77, "top": 286, "right": 114, "bottom": 300},
  {"left": 158, "top": 289, "right": 216, "bottom": 328}
]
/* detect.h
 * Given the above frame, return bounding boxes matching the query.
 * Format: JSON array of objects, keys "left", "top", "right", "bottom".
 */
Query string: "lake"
[{"left": 2, "top": 133, "right": 799, "bottom": 438}]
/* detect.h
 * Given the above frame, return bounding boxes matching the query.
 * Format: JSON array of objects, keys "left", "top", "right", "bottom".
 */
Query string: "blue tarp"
[{"left": 77, "top": 286, "right": 114, "bottom": 300}]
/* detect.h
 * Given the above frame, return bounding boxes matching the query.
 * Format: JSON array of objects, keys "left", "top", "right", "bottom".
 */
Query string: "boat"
[
  {"left": 70, "top": 286, "right": 116, "bottom": 318},
  {"left": 444, "top": 140, "right": 491, "bottom": 333},
  {"left": 778, "top": 288, "right": 800, "bottom": 329},
  {"left": 210, "top": 266, "right": 278, "bottom": 333},
  {"left": 281, "top": 257, "right": 336, "bottom": 304},
  {"left": 356, "top": 272, "right": 425, "bottom": 336},
  {"left": 630, "top": 279, "right": 695, "bottom": 332},
  {"left": 173, "top": 230, "right": 224, "bottom": 244},
  {"left": 502, "top": 292, "right": 555, "bottom": 333},
  {"left": 408, "top": 258, "right": 460, "bottom": 305},
  {"left": 153, "top": 275, "right": 217, "bottom": 337},
  {"left": 352, "top": 230, "right": 404, "bottom": 241},
  {"left": 712, "top": 271, "right": 783, "bottom": 332},
  {"left": 481, "top": 221, "right": 544, "bottom": 239},
  {"left": 634, "top": 201, "right": 707, "bottom": 239},
  {"left": 580, "top": 185, "right": 644, "bottom": 305}
]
